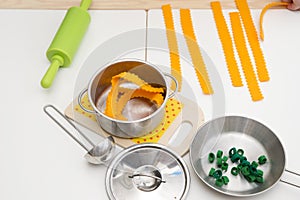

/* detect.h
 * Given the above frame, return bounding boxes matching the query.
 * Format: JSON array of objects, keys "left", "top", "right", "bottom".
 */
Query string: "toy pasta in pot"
[
  {"left": 79, "top": 60, "right": 176, "bottom": 138},
  {"left": 104, "top": 72, "right": 165, "bottom": 121}
]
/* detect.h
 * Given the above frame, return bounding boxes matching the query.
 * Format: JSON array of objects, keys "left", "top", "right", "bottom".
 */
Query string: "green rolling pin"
[{"left": 41, "top": 0, "right": 92, "bottom": 88}]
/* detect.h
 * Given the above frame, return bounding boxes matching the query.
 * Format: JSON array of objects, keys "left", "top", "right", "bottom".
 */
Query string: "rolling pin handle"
[
  {"left": 80, "top": 0, "right": 92, "bottom": 10},
  {"left": 41, "top": 55, "right": 64, "bottom": 88}
]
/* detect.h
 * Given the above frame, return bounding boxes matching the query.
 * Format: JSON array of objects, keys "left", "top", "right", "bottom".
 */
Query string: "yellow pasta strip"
[
  {"left": 211, "top": 1, "right": 243, "bottom": 87},
  {"left": 104, "top": 81, "right": 120, "bottom": 118},
  {"left": 118, "top": 87, "right": 164, "bottom": 106},
  {"left": 180, "top": 9, "right": 213, "bottom": 94},
  {"left": 105, "top": 74, "right": 132, "bottom": 118},
  {"left": 113, "top": 90, "right": 132, "bottom": 120},
  {"left": 104, "top": 72, "right": 164, "bottom": 120},
  {"left": 131, "top": 90, "right": 164, "bottom": 105},
  {"left": 112, "top": 88, "right": 164, "bottom": 120},
  {"left": 112, "top": 72, "right": 164, "bottom": 93},
  {"left": 162, "top": 4, "right": 182, "bottom": 91},
  {"left": 259, "top": 2, "right": 288, "bottom": 41},
  {"left": 235, "top": 0, "right": 269, "bottom": 82},
  {"left": 230, "top": 12, "right": 263, "bottom": 101}
]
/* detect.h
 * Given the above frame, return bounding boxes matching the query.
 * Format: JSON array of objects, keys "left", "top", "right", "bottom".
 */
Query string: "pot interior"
[
  {"left": 89, "top": 60, "right": 167, "bottom": 121},
  {"left": 190, "top": 116, "right": 285, "bottom": 196},
  {"left": 96, "top": 86, "right": 159, "bottom": 121}
]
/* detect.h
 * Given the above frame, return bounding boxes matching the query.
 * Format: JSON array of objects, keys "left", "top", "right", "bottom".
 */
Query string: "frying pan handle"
[
  {"left": 78, "top": 88, "right": 96, "bottom": 114},
  {"left": 163, "top": 73, "right": 178, "bottom": 99},
  {"left": 280, "top": 169, "right": 300, "bottom": 189}
]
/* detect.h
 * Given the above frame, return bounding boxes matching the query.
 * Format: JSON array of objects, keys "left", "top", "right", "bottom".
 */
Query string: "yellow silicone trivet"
[
  {"left": 230, "top": 12, "right": 264, "bottom": 101},
  {"left": 74, "top": 94, "right": 182, "bottom": 144},
  {"left": 131, "top": 98, "right": 182, "bottom": 144},
  {"left": 211, "top": 1, "right": 243, "bottom": 87}
]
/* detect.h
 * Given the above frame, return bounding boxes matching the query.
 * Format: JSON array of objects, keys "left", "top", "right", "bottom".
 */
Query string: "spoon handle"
[{"left": 43, "top": 104, "right": 95, "bottom": 152}]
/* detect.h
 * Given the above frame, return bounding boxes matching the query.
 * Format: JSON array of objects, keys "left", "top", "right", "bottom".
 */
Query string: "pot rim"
[{"left": 87, "top": 58, "right": 172, "bottom": 124}]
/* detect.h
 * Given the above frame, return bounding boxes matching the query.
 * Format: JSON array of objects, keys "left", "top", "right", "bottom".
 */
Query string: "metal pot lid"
[{"left": 105, "top": 143, "right": 190, "bottom": 200}]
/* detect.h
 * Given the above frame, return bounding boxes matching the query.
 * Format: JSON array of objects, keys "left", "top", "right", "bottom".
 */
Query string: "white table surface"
[{"left": 0, "top": 8, "right": 300, "bottom": 200}]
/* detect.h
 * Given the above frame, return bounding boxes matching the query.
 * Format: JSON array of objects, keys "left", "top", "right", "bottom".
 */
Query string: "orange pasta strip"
[
  {"left": 162, "top": 4, "right": 182, "bottom": 91},
  {"left": 112, "top": 72, "right": 164, "bottom": 93},
  {"left": 131, "top": 90, "right": 164, "bottom": 105},
  {"left": 230, "top": 12, "right": 263, "bottom": 101},
  {"left": 105, "top": 72, "right": 164, "bottom": 120},
  {"left": 235, "top": 0, "right": 269, "bottom": 82},
  {"left": 259, "top": 2, "right": 288, "bottom": 41},
  {"left": 118, "top": 87, "right": 164, "bottom": 106},
  {"left": 105, "top": 81, "right": 120, "bottom": 118},
  {"left": 113, "top": 89, "right": 132, "bottom": 120},
  {"left": 211, "top": 1, "right": 243, "bottom": 87},
  {"left": 113, "top": 88, "right": 164, "bottom": 120},
  {"left": 180, "top": 9, "right": 213, "bottom": 94}
]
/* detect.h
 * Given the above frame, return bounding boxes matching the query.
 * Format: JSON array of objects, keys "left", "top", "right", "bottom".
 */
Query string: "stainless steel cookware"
[
  {"left": 190, "top": 116, "right": 300, "bottom": 196},
  {"left": 78, "top": 59, "right": 178, "bottom": 138},
  {"left": 105, "top": 143, "right": 190, "bottom": 200},
  {"left": 44, "top": 106, "right": 190, "bottom": 199},
  {"left": 44, "top": 105, "right": 115, "bottom": 165}
]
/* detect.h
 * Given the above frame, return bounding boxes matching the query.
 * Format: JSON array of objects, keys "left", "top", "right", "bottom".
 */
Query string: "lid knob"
[{"left": 129, "top": 165, "right": 165, "bottom": 192}]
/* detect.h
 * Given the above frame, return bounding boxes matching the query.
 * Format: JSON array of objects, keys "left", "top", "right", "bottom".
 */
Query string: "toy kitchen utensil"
[
  {"left": 66, "top": 88, "right": 204, "bottom": 157},
  {"left": 44, "top": 106, "right": 190, "bottom": 199},
  {"left": 44, "top": 105, "right": 115, "bottom": 165},
  {"left": 78, "top": 59, "right": 178, "bottom": 138},
  {"left": 41, "top": 0, "right": 92, "bottom": 88},
  {"left": 105, "top": 143, "right": 190, "bottom": 200},
  {"left": 190, "top": 116, "right": 300, "bottom": 196}
]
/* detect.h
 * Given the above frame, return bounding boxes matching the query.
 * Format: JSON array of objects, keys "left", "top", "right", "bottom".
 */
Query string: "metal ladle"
[{"left": 44, "top": 105, "right": 115, "bottom": 165}]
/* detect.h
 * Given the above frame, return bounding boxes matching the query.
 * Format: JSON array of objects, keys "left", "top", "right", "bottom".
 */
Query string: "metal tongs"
[{"left": 43, "top": 105, "right": 115, "bottom": 165}]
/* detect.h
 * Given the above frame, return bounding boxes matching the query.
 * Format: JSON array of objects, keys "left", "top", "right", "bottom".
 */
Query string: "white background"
[{"left": 0, "top": 7, "right": 300, "bottom": 200}]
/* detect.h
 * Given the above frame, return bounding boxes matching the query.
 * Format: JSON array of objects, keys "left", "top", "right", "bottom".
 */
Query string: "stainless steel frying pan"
[{"left": 190, "top": 116, "right": 300, "bottom": 197}]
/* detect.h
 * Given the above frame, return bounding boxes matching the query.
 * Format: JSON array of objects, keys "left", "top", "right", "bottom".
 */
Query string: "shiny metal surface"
[
  {"left": 128, "top": 165, "right": 165, "bottom": 192},
  {"left": 190, "top": 116, "right": 286, "bottom": 196},
  {"left": 96, "top": 86, "right": 158, "bottom": 121},
  {"left": 80, "top": 59, "right": 178, "bottom": 138},
  {"left": 106, "top": 143, "right": 190, "bottom": 200},
  {"left": 84, "top": 135, "right": 115, "bottom": 165}
]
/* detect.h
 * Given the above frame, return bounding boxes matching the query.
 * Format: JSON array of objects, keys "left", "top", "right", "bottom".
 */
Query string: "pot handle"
[
  {"left": 280, "top": 169, "right": 300, "bottom": 189},
  {"left": 78, "top": 88, "right": 96, "bottom": 114},
  {"left": 163, "top": 73, "right": 178, "bottom": 99}
]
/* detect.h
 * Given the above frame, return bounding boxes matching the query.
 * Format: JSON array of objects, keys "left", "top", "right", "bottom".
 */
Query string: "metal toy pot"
[{"left": 79, "top": 59, "right": 177, "bottom": 138}]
